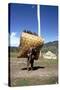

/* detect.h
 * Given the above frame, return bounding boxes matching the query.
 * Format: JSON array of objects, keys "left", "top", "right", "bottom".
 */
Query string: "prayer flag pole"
[
  {"left": 37, "top": 4, "right": 40, "bottom": 36},
  {"left": 37, "top": 4, "right": 41, "bottom": 57}
]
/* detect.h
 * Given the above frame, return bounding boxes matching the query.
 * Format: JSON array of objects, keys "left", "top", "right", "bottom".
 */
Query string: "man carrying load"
[
  {"left": 17, "top": 31, "right": 44, "bottom": 71},
  {"left": 27, "top": 46, "right": 36, "bottom": 71}
]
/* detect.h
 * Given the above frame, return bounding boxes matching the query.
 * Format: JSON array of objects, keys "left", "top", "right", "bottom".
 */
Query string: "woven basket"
[{"left": 17, "top": 32, "right": 44, "bottom": 60}]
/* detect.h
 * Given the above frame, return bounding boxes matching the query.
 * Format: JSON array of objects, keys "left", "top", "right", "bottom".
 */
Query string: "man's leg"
[
  {"left": 31, "top": 59, "right": 34, "bottom": 70},
  {"left": 27, "top": 57, "right": 30, "bottom": 71}
]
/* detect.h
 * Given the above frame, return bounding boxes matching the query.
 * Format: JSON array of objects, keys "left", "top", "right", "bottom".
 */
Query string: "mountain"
[{"left": 41, "top": 41, "right": 58, "bottom": 55}]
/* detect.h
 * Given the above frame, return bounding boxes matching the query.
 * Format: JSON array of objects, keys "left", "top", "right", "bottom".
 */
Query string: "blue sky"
[
  {"left": 40, "top": 5, "right": 58, "bottom": 43},
  {"left": 10, "top": 4, "right": 37, "bottom": 35},
  {"left": 9, "top": 3, "right": 58, "bottom": 46}
]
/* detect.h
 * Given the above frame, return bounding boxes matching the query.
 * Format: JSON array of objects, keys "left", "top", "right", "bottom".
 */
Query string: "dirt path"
[{"left": 10, "top": 57, "right": 58, "bottom": 86}]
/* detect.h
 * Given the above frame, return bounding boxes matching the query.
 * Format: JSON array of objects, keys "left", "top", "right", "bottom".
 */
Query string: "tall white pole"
[
  {"left": 37, "top": 4, "right": 41, "bottom": 57},
  {"left": 37, "top": 4, "right": 40, "bottom": 37}
]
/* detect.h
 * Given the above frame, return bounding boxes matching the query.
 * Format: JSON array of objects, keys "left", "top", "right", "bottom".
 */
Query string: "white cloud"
[{"left": 9, "top": 32, "right": 20, "bottom": 47}]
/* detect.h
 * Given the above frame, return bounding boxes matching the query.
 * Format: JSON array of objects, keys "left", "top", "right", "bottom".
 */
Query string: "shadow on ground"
[{"left": 21, "top": 66, "right": 45, "bottom": 71}]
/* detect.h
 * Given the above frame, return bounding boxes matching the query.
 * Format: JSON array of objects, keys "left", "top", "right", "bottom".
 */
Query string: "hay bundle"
[{"left": 17, "top": 32, "right": 44, "bottom": 60}]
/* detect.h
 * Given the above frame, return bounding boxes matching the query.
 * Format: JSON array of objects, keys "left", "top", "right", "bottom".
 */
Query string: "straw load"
[{"left": 17, "top": 32, "right": 44, "bottom": 60}]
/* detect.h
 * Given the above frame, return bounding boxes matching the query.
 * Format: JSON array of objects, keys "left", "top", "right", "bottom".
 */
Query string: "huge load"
[{"left": 17, "top": 32, "right": 44, "bottom": 60}]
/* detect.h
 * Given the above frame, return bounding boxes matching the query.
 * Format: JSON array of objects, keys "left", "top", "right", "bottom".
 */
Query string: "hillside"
[
  {"left": 9, "top": 40, "right": 58, "bottom": 55},
  {"left": 41, "top": 41, "right": 58, "bottom": 55}
]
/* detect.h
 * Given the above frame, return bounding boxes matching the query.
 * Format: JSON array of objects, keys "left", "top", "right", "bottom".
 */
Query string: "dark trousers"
[{"left": 27, "top": 56, "right": 34, "bottom": 70}]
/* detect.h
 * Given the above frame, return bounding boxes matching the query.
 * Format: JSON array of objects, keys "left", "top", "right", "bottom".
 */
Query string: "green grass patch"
[
  {"left": 34, "top": 58, "right": 58, "bottom": 67},
  {"left": 11, "top": 76, "right": 58, "bottom": 86},
  {"left": 10, "top": 52, "right": 17, "bottom": 58}
]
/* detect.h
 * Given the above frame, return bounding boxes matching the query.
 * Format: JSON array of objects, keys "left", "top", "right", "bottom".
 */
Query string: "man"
[{"left": 27, "top": 46, "right": 36, "bottom": 71}]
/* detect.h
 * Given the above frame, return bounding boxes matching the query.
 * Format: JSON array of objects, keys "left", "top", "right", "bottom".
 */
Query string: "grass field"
[{"left": 9, "top": 52, "right": 58, "bottom": 86}]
